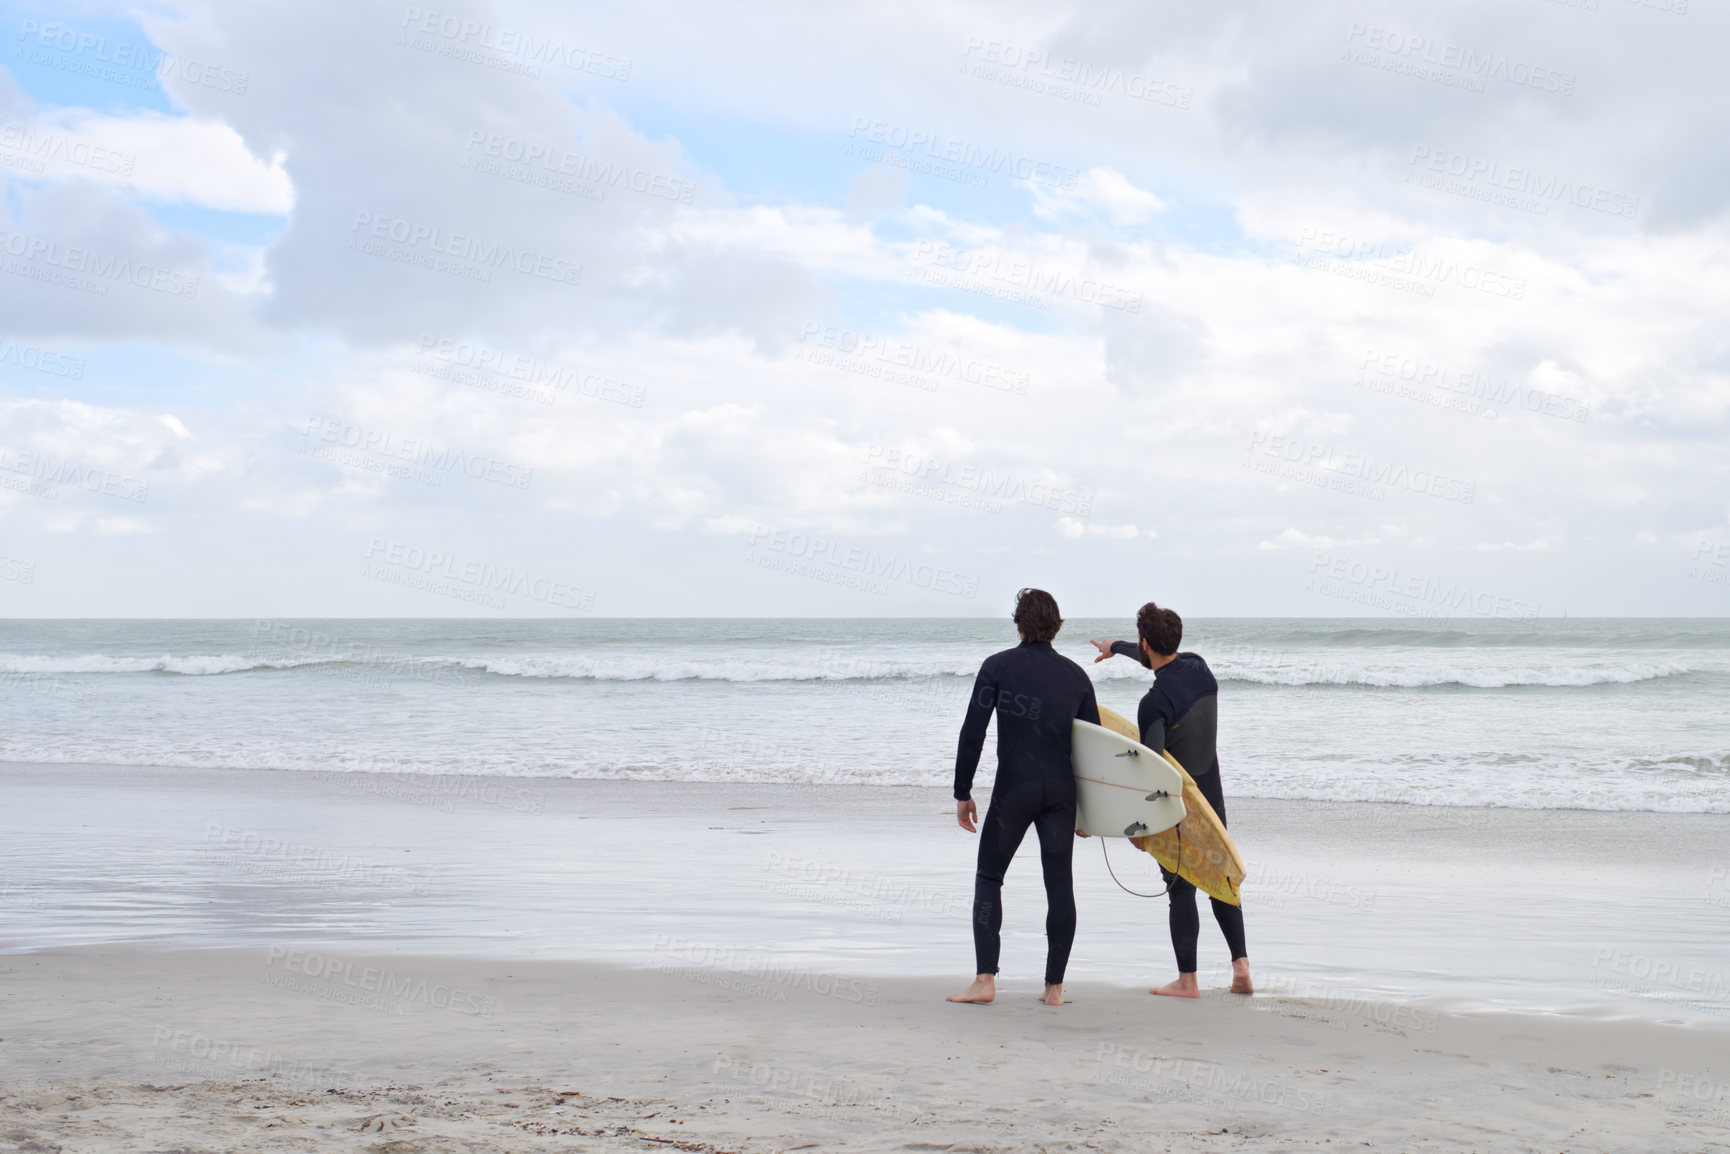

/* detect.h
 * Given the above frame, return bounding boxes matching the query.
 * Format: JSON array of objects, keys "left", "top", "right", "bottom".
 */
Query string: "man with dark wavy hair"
[
  {"left": 949, "top": 588, "right": 1100, "bottom": 1008},
  {"left": 1092, "top": 602, "right": 1252, "bottom": 998}
]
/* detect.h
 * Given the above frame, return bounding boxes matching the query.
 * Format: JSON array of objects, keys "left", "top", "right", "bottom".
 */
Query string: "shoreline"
[
  {"left": 9, "top": 753, "right": 1730, "bottom": 812},
  {"left": 4, "top": 760, "right": 1728, "bottom": 1028}
]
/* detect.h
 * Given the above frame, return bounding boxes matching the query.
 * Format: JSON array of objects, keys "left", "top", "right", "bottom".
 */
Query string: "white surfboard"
[{"left": 1071, "top": 719, "right": 1186, "bottom": 839}]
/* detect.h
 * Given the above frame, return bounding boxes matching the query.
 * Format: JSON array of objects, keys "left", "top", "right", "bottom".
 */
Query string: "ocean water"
[{"left": 2, "top": 618, "right": 1728, "bottom": 813}]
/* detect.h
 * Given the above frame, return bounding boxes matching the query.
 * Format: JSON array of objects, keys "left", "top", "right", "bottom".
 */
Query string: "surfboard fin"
[
  {"left": 1144, "top": 790, "right": 1171, "bottom": 801},
  {"left": 1123, "top": 822, "right": 1149, "bottom": 837}
]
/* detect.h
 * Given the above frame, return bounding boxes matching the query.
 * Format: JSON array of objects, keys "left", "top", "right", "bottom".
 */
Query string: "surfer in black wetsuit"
[
  {"left": 949, "top": 588, "right": 1101, "bottom": 1008},
  {"left": 1091, "top": 602, "right": 1253, "bottom": 998}
]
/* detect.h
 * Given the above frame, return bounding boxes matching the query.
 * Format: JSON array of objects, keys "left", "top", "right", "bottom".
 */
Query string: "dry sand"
[{"left": 3, "top": 945, "right": 1728, "bottom": 1153}]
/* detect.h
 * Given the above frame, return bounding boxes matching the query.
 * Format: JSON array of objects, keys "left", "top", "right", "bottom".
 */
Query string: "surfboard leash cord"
[{"left": 1099, "top": 826, "right": 1181, "bottom": 899}]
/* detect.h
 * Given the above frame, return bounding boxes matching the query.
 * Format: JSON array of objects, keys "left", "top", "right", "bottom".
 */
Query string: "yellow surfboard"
[{"left": 1096, "top": 704, "right": 1246, "bottom": 906}]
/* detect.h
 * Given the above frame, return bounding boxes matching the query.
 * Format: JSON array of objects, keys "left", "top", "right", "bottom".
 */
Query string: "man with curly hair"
[{"left": 1092, "top": 602, "right": 1252, "bottom": 998}]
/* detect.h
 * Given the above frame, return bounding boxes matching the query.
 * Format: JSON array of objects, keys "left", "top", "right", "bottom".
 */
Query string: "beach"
[
  {"left": 5, "top": 945, "right": 1729, "bottom": 1153},
  {"left": 4, "top": 762, "right": 1729, "bottom": 1151},
  {"left": 7, "top": 0, "right": 1727, "bottom": 1143},
  {"left": 2, "top": 618, "right": 1727, "bottom": 1150}
]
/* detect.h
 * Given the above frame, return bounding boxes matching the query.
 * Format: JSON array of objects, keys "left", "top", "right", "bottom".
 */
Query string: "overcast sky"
[{"left": 1, "top": 0, "right": 1726, "bottom": 618}]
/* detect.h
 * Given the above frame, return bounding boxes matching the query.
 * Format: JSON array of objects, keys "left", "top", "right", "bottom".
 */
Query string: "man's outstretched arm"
[
  {"left": 1089, "top": 638, "right": 1151, "bottom": 668},
  {"left": 1111, "top": 639, "right": 1152, "bottom": 668}
]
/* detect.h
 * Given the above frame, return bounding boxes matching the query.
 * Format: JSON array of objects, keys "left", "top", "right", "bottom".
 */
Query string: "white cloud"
[
  {"left": 1258, "top": 527, "right": 1382, "bottom": 550},
  {"left": 0, "top": 183, "right": 258, "bottom": 343},
  {"left": 1057, "top": 517, "right": 1139, "bottom": 539},
  {"left": 94, "top": 516, "right": 155, "bottom": 535},
  {"left": 1, "top": 111, "right": 293, "bottom": 212},
  {"left": 1473, "top": 536, "right": 1560, "bottom": 552},
  {"left": 1032, "top": 167, "right": 1167, "bottom": 224},
  {"left": 3, "top": 0, "right": 1728, "bottom": 613}
]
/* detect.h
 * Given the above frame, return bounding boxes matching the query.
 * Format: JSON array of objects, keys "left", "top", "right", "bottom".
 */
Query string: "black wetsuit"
[
  {"left": 1110, "top": 644, "right": 1248, "bottom": 973},
  {"left": 954, "top": 640, "right": 1101, "bottom": 985}
]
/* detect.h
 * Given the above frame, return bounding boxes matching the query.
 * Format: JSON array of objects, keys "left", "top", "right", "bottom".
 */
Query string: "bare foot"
[
  {"left": 1230, "top": 957, "right": 1254, "bottom": 995},
  {"left": 1151, "top": 973, "right": 1201, "bottom": 999},
  {"left": 1040, "top": 983, "right": 1063, "bottom": 1006},
  {"left": 947, "top": 974, "right": 995, "bottom": 1004}
]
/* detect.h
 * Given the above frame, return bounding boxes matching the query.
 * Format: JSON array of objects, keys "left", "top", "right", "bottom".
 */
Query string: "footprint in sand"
[
  {"left": 356, "top": 1113, "right": 417, "bottom": 1132},
  {"left": 0, "top": 1129, "right": 63, "bottom": 1154},
  {"left": 260, "top": 1114, "right": 309, "bottom": 1127}
]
